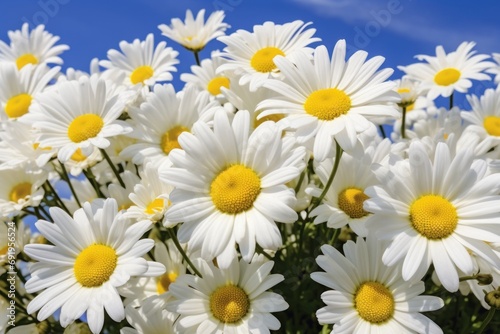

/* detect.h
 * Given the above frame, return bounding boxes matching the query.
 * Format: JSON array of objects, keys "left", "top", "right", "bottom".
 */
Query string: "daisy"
[
  {"left": 168, "top": 255, "right": 288, "bottom": 333},
  {"left": 23, "top": 198, "right": 166, "bottom": 334},
  {"left": 63, "top": 147, "right": 102, "bottom": 177},
  {"left": 486, "top": 52, "right": 500, "bottom": 83},
  {"left": 120, "top": 84, "right": 214, "bottom": 166},
  {"left": 161, "top": 110, "right": 307, "bottom": 268},
  {"left": 0, "top": 168, "right": 47, "bottom": 217},
  {"left": 121, "top": 294, "right": 178, "bottom": 334},
  {"left": 398, "top": 42, "right": 494, "bottom": 100},
  {"left": 258, "top": 41, "right": 400, "bottom": 161},
  {"left": 25, "top": 75, "right": 133, "bottom": 163},
  {"left": 364, "top": 140, "right": 500, "bottom": 292},
  {"left": 158, "top": 9, "right": 229, "bottom": 52},
  {"left": 0, "top": 23, "right": 69, "bottom": 69},
  {"left": 311, "top": 236, "right": 444, "bottom": 333},
  {"left": 0, "top": 62, "right": 59, "bottom": 120},
  {"left": 217, "top": 20, "right": 320, "bottom": 91},
  {"left": 99, "top": 33, "right": 179, "bottom": 87},
  {"left": 106, "top": 170, "right": 141, "bottom": 212}
]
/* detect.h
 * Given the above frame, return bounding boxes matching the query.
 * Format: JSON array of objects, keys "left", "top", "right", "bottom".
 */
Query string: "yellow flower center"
[
  {"left": 250, "top": 47, "right": 285, "bottom": 73},
  {"left": 397, "top": 88, "right": 411, "bottom": 94},
  {"left": 161, "top": 125, "right": 189, "bottom": 155},
  {"left": 338, "top": 187, "right": 370, "bottom": 219},
  {"left": 207, "top": 77, "right": 230, "bottom": 96},
  {"left": 210, "top": 285, "right": 249, "bottom": 323},
  {"left": 145, "top": 198, "right": 165, "bottom": 215},
  {"left": 74, "top": 244, "right": 117, "bottom": 287},
  {"left": 9, "top": 182, "right": 32, "bottom": 202},
  {"left": 304, "top": 88, "right": 351, "bottom": 121},
  {"left": 254, "top": 113, "right": 285, "bottom": 128},
  {"left": 16, "top": 53, "right": 38, "bottom": 69},
  {"left": 410, "top": 195, "right": 458, "bottom": 239},
  {"left": 67, "top": 114, "right": 104, "bottom": 143},
  {"left": 0, "top": 245, "right": 9, "bottom": 256},
  {"left": 483, "top": 116, "right": 500, "bottom": 136},
  {"left": 70, "top": 148, "right": 88, "bottom": 162},
  {"left": 210, "top": 165, "right": 261, "bottom": 214},
  {"left": 5, "top": 93, "right": 32, "bottom": 118},
  {"left": 434, "top": 68, "right": 461, "bottom": 86},
  {"left": 156, "top": 271, "right": 178, "bottom": 294},
  {"left": 130, "top": 65, "right": 154, "bottom": 85},
  {"left": 354, "top": 281, "right": 394, "bottom": 324}
]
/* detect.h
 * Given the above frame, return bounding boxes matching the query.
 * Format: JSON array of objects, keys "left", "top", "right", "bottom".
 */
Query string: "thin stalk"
[
  {"left": 401, "top": 106, "right": 407, "bottom": 139},
  {"left": 311, "top": 141, "right": 343, "bottom": 210},
  {"left": 193, "top": 51, "right": 201, "bottom": 66},
  {"left": 476, "top": 308, "right": 495, "bottom": 334},
  {"left": 59, "top": 162, "right": 82, "bottom": 208},
  {"left": 37, "top": 205, "right": 51, "bottom": 220},
  {"left": 449, "top": 93, "right": 454, "bottom": 109},
  {"left": 44, "top": 180, "right": 70, "bottom": 214},
  {"left": 83, "top": 168, "right": 105, "bottom": 198},
  {"left": 100, "top": 148, "right": 125, "bottom": 188},
  {"left": 379, "top": 125, "right": 387, "bottom": 139},
  {"left": 167, "top": 228, "right": 203, "bottom": 277},
  {"left": 293, "top": 170, "right": 306, "bottom": 194},
  {"left": 329, "top": 228, "right": 340, "bottom": 246}
]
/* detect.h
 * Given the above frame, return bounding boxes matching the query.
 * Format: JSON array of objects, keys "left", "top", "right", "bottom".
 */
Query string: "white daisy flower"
[
  {"left": 23, "top": 198, "right": 166, "bottom": 334},
  {"left": 0, "top": 63, "right": 59, "bottom": 120},
  {"left": 311, "top": 236, "right": 444, "bottom": 333},
  {"left": 99, "top": 33, "right": 179, "bottom": 87},
  {"left": 0, "top": 168, "right": 47, "bottom": 217},
  {"left": 121, "top": 294, "right": 177, "bottom": 334},
  {"left": 486, "top": 52, "right": 500, "bottom": 83},
  {"left": 394, "top": 75, "right": 423, "bottom": 108},
  {"left": 106, "top": 170, "right": 141, "bottom": 212},
  {"left": 63, "top": 146, "right": 102, "bottom": 177},
  {"left": 364, "top": 140, "right": 500, "bottom": 292},
  {"left": 26, "top": 75, "right": 132, "bottom": 163},
  {"left": 258, "top": 41, "right": 400, "bottom": 161},
  {"left": 399, "top": 42, "right": 494, "bottom": 100},
  {"left": 217, "top": 20, "right": 320, "bottom": 91},
  {"left": 0, "top": 23, "right": 69, "bottom": 69},
  {"left": 168, "top": 255, "right": 288, "bottom": 333},
  {"left": 0, "top": 220, "right": 30, "bottom": 266},
  {"left": 158, "top": 9, "right": 229, "bottom": 52},
  {"left": 161, "top": 110, "right": 307, "bottom": 268},
  {"left": 120, "top": 84, "right": 214, "bottom": 166}
]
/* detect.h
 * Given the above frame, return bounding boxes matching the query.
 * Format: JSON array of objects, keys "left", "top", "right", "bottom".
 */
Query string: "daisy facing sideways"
[
  {"left": 168, "top": 255, "right": 288, "bottom": 333},
  {"left": 311, "top": 236, "right": 444, "bottom": 333},
  {"left": 23, "top": 198, "right": 166, "bottom": 334},
  {"left": 364, "top": 141, "right": 500, "bottom": 292},
  {"left": 161, "top": 110, "right": 307, "bottom": 268}
]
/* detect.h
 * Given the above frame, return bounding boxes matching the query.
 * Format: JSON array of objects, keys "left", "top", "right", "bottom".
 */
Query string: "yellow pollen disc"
[
  {"left": 161, "top": 125, "right": 189, "bottom": 155},
  {"left": 434, "top": 68, "right": 461, "bottom": 86},
  {"left": 145, "top": 198, "right": 164, "bottom": 215},
  {"left": 304, "top": 88, "right": 351, "bottom": 121},
  {"left": 250, "top": 47, "right": 285, "bottom": 73},
  {"left": 354, "top": 281, "right": 395, "bottom": 324},
  {"left": 338, "top": 187, "right": 370, "bottom": 219},
  {"left": 397, "top": 88, "right": 411, "bottom": 94},
  {"left": 74, "top": 244, "right": 117, "bottom": 287},
  {"left": 130, "top": 65, "right": 154, "bottom": 85},
  {"left": 9, "top": 182, "right": 32, "bottom": 202},
  {"left": 70, "top": 148, "right": 87, "bottom": 162},
  {"left": 210, "top": 285, "right": 249, "bottom": 323},
  {"left": 156, "top": 271, "right": 178, "bottom": 294},
  {"left": 410, "top": 195, "right": 458, "bottom": 239},
  {"left": 207, "top": 77, "right": 230, "bottom": 95},
  {"left": 0, "top": 245, "right": 10, "bottom": 256},
  {"left": 210, "top": 165, "right": 261, "bottom": 214},
  {"left": 483, "top": 116, "right": 500, "bottom": 137},
  {"left": 67, "top": 114, "right": 104, "bottom": 143},
  {"left": 16, "top": 54, "right": 38, "bottom": 69},
  {"left": 5, "top": 93, "right": 32, "bottom": 118}
]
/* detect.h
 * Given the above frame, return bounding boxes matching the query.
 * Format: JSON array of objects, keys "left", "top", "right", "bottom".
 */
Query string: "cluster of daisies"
[{"left": 1, "top": 7, "right": 500, "bottom": 334}]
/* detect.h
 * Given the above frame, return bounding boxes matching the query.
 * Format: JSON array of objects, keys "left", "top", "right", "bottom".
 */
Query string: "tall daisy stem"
[
  {"left": 167, "top": 228, "right": 203, "bottom": 278},
  {"left": 311, "top": 141, "right": 343, "bottom": 210},
  {"left": 476, "top": 308, "right": 495, "bottom": 334},
  {"left": 379, "top": 125, "right": 387, "bottom": 139},
  {"left": 100, "top": 149, "right": 125, "bottom": 188},
  {"left": 193, "top": 51, "right": 201, "bottom": 66},
  {"left": 449, "top": 93, "right": 454, "bottom": 110},
  {"left": 44, "top": 180, "right": 70, "bottom": 214},
  {"left": 59, "top": 162, "right": 82, "bottom": 208},
  {"left": 401, "top": 106, "right": 407, "bottom": 139}
]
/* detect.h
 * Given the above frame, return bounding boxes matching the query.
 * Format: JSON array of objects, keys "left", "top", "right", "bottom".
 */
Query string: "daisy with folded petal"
[
  {"left": 0, "top": 168, "right": 46, "bottom": 217},
  {"left": 258, "top": 41, "right": 400, "bottom": 161},
  {"left": 120, "top": 84, "right": 214, "bottom": 166},
  {"left": 0, "top": 23, "right": 69, "bottom": 69},
  {"left": 23, "top": 198, "right": 166, "bottom": 334},
  {"left": 217, "top": 20, "right": 320, "bottom": 91},
  {"left": 161, "top": 110, "right": 307, "bottom": 268},
  {"left": 168, "top": 255, "right": 288, "bottom": 333},
  {"left": 364, "top": 141, "right": 500, "bottom": 292},
  {"left": 0, "top": 63, "right": 59, "bottom": 121},
  {"left": 100, "top": 33, "right": 179, "bottom": 87},
  {"left": 26, "top": 75, "right": 132, "bottom": 163},
  {"left": 311, "top": 236, "right": 444, "bottom": 333},
  {"left": 158, "top": 9, "right": 229, "bottom": 52},
  {"left": 399, "top": 41, "right": 494, "bottom": 100}
]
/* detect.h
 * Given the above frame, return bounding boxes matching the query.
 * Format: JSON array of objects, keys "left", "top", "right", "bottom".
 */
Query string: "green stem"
[
  {"left": 100, "top": 148, "right": 125, "bottom": 188},
  {"left": 329, "top": 228, "right": 340, "bottom": 246},
  {"left": 293, "top": 170, "right": 306, "bottom": 194},
  {"left": 83, "top": 168, "right": 105, "bottom": 198},
  {"left": 449, "top": 93, "right": 454, "bottom": 110},
  {"left": 193, "top": 51, "right": 201, "bottom": 66},
  {"left": 167, "top": 228, "right": 203, "bottom": 277},
  {"left": 311, "top": 141, "right": 343, "bottom": 210},
  {"left": 44, "top": 180, "right": 71, "bottom": 214},
  {"left": 476, "top": 308, "right": 495, "bottom": 334},
  {"left": 256, "top": 244, "right": 273, "bottom": 260},
  {"left": 401, "top": 106, "right": 407, "bottom": 139},
  {"left": 59, "top": 162, "right": 82, "bottom": 208},
  {"left": 37, "top": 205, "right": 51, "bottom": 220},
  {"left": 379, "top": 125, "right": 387, "bottom": 139}
]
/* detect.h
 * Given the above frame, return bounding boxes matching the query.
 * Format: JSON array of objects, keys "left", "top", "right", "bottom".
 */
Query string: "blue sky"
[{"left": 1, "top": 0, "right": 499, "bottom": 108}]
